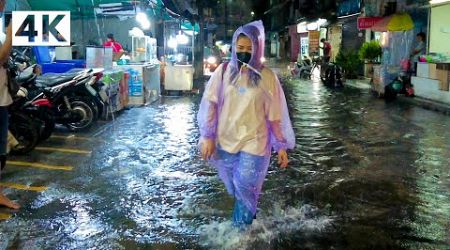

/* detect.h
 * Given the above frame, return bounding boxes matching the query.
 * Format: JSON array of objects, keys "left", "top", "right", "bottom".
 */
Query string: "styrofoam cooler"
[
  {"left": 164, "top": 64, "right": 194, "bottom": 91},
  {"left": 143, "top": 64, "right": 160, "bottom": 103},
  {"left": 417, "top": 62, "right": 429, "bottom": 78}
]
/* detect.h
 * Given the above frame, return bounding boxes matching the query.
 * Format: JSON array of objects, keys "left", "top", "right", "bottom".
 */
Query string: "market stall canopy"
[
  {"left": 25, "top": 0, "right": 173, "bottom": 20},
  {"left": 371, "top": 13, "right": 415, "bottom": 32},
  {"left": 181, "top": 21, "right": 199, "bottom": 33}
]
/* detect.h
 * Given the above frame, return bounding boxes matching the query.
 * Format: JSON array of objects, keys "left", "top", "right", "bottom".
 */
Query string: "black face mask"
[{"left": 236, "top": 52, "right": 252, "bottom": 67}]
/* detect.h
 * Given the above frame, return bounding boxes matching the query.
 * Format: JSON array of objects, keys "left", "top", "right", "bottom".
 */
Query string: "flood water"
[{"left": 1, "top": 76, "right": 449, "bottom": 249}]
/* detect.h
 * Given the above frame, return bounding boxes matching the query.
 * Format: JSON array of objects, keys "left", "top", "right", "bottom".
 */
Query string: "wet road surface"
[{"left": 0, "top": 76, "right": 449, "bottom": 249}]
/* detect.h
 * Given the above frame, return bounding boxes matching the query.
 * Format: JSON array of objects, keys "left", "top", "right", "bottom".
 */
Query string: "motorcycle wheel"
[
  {"left": 9, "top": 113, "right": 40, "bottom": 155},
  {"left": 65, "top": 98, "right": 96, "bottom": 131},
  {"left": 39, "top": 120, "right": 56, "bottom": 142}
]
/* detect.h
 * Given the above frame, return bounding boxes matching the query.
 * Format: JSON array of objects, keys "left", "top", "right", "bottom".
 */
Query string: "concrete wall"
[
  {"left": 412, "top": 76, "right": 450, "bottom": 105},
  {"left": 430, "top": 3, "right": 450, "bottom": 54}
]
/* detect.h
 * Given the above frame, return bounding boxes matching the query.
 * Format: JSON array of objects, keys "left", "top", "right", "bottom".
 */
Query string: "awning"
[
  {"left": 181, "top": 21, "right": 199, "bottom": 32},
  {"left": 23, "top": 0, "right": 175, "bottom": 20},
  {"left": 371, "top": 13, "right": 415, "bottom": 32}
]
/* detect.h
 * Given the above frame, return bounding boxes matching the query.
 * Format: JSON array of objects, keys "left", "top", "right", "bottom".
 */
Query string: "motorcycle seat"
[
  {"left": 16, "top": 71, "right": 36, "bottom": 83},
  {"left": 35, "top": 73, "right": 79, "bottom": 87}
]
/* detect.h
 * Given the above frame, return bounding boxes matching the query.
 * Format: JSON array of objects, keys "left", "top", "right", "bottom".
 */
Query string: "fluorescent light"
[
  {"left": 307, "top": 23, "right": 318, "bottom": 30},
  {"left": 168, "top": 37, "right": 177, "bottom": 49},
  {"left": 430, "top": 0, "right": 450, "bottom": 5},
  {"left": 136, "top": 12, "right": 150, "bottom": 30}
]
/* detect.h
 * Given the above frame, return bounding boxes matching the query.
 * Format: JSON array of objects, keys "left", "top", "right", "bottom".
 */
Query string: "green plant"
[
  {"left": 359, "top": 41, "right": 382, "bottom": 62},
  {"left": 335, "top": 49, "right": 362, "bottom": 79}
]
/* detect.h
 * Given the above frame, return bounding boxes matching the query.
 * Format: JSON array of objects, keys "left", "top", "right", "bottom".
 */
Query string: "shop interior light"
[
  {"left": 168, "top": 36, "right": 177, "bottom": 49},
  {"left": 317, "top": 18, "right": 327, "bottom": 27},
  {"left": 430, "top": 0, "right": 450, "bottom": 5},
  {"left": 307, "top": 23, "right": 319, "bottom": 31},
  {"left": 380, "top": 32, "right": 389, "bottom": 47},
  {"left": 136, "top": 12, "right": 151, "bottom": 30},
  {"left": 176, "top": 31, "right": 189, "bottom": 45},
  {"left": 297, "top": 21, "right": 307, "bottom": 33}
]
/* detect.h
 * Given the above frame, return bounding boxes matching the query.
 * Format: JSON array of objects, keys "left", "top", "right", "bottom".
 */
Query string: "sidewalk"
[{"left": 345, "top": 78, "right": 450, "bottom": 115}]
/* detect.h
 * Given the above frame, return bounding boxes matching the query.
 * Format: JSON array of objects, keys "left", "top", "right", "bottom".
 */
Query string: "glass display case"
[{"left": 131, "top": 36, "right": 158, "bottom": 63}]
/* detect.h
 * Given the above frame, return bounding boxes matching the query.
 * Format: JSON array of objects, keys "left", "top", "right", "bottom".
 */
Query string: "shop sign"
[
  {"left": 337, "top": 0, "right": 361, "bottom": 17},
  {"left": 308, "top": 31, "right": 320, "bottom": 55},
  {"left": 357, "top": 17, "right": 383, "bottom": 30},
  {"left": 300, "top": 37, "right": 309, "bottom": 57}
]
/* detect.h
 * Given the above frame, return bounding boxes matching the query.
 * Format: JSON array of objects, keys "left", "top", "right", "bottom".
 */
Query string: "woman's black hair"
[
  {"left": 417, "top": 32, "right": 426, "bottom": 41},
  {"left": 238, "top": 33, "right": 248, "bottom": 40},
  {"left": 107, "top": 33, "right": 115, "bottom": 41}
]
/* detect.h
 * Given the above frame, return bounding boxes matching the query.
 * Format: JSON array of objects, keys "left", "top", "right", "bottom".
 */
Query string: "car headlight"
[{"left": 207, "top": 56, "right": 217, "bottom": 64}]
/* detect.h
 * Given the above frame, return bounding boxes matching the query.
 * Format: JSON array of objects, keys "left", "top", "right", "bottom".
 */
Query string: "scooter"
[
  {"left": 320, "top": 61, "right": 343, "bottom": 88},
  {"left": 28, "top": 69, "right": 99, "bottom": 132},
  {"left": 291, "top": 59, "right": 313, "bottom": 79},
  {"left": 11, "top": 49, "right": 102, "bottom": 132}
]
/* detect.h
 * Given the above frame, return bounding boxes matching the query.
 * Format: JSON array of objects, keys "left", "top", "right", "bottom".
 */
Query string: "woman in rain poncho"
[{"left": 198, "top": 21, "right": 295, "bottom": 228}]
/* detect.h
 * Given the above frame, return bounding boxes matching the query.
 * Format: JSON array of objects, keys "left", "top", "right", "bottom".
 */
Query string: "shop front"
[{"left": 411, "top": 1, "right": 450, "bottom": 104}]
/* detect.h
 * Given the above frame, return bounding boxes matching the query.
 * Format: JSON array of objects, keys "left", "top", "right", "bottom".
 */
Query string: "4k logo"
[{"left": 12, "top": 11, "right": 71, "bottom": 46}]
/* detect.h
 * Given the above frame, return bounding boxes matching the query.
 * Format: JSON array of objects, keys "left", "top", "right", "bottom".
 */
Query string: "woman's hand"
[
  {"left": 278, "top": 149, "right": 289, "bottom": 168},
  {"left": 201, "top": 138, "right": 216, "bottom": 160}
]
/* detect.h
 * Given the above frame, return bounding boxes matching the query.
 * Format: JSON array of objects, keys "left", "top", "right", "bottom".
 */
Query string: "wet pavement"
[{"left": 0, "top": 75, "right": 450, "bottom": 249}]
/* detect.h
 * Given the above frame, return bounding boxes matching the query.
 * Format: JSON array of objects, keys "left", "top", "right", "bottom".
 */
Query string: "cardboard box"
[
  {"left": 429, "top": 63, "right": 438, "bottom": 80},
  {"left": 437, "top": 69, "right": 450, "bottom": 91},
  {"left": 417, "top": 62, "right": 429, "bottom": 78}
]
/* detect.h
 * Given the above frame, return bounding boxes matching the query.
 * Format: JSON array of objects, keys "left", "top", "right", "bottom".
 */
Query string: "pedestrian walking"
[
  {"left": 0, "top": 0, "right": 20, "bottom": 210},
  {"left": 197, "top": 20, "right": 295, "bottom": 229}
]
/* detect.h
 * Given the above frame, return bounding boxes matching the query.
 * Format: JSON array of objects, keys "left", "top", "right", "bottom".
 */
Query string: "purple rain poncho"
[{"left": 197, "top": 20, "right": 295, "bottom": 216}]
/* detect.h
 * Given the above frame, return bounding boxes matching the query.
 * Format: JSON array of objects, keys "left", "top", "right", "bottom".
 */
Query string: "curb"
[
  {"left": 344, "top": 79, "right": 450, "bottom": 115},
  {"left": 397, "top": 96, "right": 450, "bottom": 115}
]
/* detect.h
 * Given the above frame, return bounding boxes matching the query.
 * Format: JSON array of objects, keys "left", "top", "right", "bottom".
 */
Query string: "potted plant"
[
  {"left": 359, "top": 41, "right": 382, "bottom": 78},
  {"left": 335, "top": 49, "right": 362, "bottom": 80}
]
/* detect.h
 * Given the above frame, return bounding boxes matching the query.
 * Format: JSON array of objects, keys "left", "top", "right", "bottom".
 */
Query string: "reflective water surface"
[{"left": 1, "top": 77, "right": 449, "bottom": 249}]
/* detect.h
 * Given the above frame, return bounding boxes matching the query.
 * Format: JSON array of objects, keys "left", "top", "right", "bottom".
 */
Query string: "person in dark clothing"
[{"left": 320, "top": 38, "right": 332, "bottom": 63}]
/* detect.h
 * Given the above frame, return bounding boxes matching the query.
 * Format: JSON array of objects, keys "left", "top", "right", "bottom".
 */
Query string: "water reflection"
[{"left": 0, "top": 79, "right": 449, "bottom": 249}]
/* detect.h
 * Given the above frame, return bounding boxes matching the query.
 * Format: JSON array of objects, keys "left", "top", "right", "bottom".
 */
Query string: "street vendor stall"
[
  {"left": 114, "top": 30, "right": 161, "bottom": 106},
  {"left": 371, "top": 13, "right": 415, "bottom": 96},
  {"left": 163, "top": 20, "right": 196, "bottom": 91},
  {"left": 410, "top": 1, "right": 450, "bottom": 104}
]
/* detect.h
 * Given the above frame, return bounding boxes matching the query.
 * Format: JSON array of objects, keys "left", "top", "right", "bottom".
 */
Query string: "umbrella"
[{"left": 371, "top": 13, "right": 415, "bottom": 32}]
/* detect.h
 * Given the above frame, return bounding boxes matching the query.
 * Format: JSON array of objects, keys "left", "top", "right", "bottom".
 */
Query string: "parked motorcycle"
[
  {"left": 6, "top": 59, "right": 41, "bottom": 154},
  {"left": 11, "top": 49, "right": 102, "bottom": 133},
  {"left": 291, "top": 59, "right": 313, "bottom": 79},
  {"left": 384, "top": 73, "right": 414, "bottom": 101},
  {"left": 320, "top": 61, "right": 343, "bottom": 88}
]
